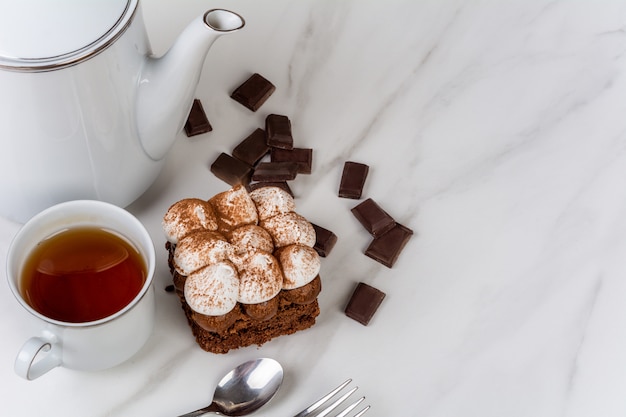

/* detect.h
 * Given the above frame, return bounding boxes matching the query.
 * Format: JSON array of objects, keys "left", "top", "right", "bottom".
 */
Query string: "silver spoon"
[{"left": 177, "top": 357, "right": 284, "bottom": 417}]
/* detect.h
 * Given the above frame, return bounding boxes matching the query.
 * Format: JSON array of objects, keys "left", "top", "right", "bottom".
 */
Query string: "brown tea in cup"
[{"left": 20, "top": 226, "right": 147, "bottom": 323}]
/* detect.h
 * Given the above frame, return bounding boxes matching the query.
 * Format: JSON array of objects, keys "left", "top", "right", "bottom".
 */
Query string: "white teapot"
[{"left": 0, "top": 0, "right": 244, "bottom": 222}]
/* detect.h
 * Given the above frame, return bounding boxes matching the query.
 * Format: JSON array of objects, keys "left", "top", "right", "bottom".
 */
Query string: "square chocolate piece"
[
  {"left": 266, "top": 114, "right": 293, "bottom": 150},
  {"left": 184, "top": 99, "right": 212, "bottom": 137},
  {"left": 345, "top": 282, "right": 386, "bottom": 326},
  {"left": 251, "top": 161, "right": 299, "bottom": 182},
  {"left": 271, "top": 148, "right": 313, "bottom": 174},
  {"left": 364, "top": 223, "right": 413, "bottom": 268},
  {"left": 232, "top": 128, "right": 270, "bottom": 166},
  {"left": 338, "top": 161, "right": 369, "bottom": 199},
  {"left": 210, "top": 152, "right": 252, "bottom": 186},
  {"left": 230, "top": 73, "right": 276, "bottom": 111},
  {"left": 351, "top": 198, "right": 396, "bottom": 237},
  {"left": 311, "top": 223, "right": 337, "bottom": 257}
]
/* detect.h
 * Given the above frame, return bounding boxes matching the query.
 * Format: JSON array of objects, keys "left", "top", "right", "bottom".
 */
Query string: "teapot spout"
[{"left": 136, "top": 9, "right": 244, "bottom": 160}]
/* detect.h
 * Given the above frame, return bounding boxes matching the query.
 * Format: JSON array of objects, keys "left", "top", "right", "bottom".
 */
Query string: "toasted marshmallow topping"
[
  {"left": 261, "top": 212, "right": 316, "bottom": 248},
  {"left": 184, "top": 262, "right": 240, "bottom": 316},
  {"left": 163, "top": 198, "right": 218, "bottom": 243},
  {"left": 230, "top": 225, "right": 274, "bottom": 255},
  {"left": 249, "top": 186, "right": 296, "bottom": 220},
  {"left": 237, "top": 252, "right": 283, "bottom": 304},
  {"left": 277, "top": 244, "right": 321, "bottom": 289},
  {"left": 209, "top": 185, "right": 259, "bottom": 233},
  {"left": 174, "top": 231, "right": 233, "bottom": 275},
  {"left": 164, "top": 185, "right": 323, "bottom": 317}
]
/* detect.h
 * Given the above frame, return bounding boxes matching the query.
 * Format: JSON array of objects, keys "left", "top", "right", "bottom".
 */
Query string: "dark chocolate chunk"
[
  {"left": 345, "top": 282, "right": 386, "bottom": 326},
  {"left": 265, "top": 114, "right": 293, "bottom": 149},
  {"left": 311, "top": 223, "right": 337, "bottom": 257},
  {"left": 232, "top": 128, "right": 270, "bottom": 166},
  {"left": 338, "top": 161, "right": 369, "bottom": 199},
  {"left": 210, "top": 152, "right": 252, "bottom": 186},
  {"left": 364, "top": 223, "right": 413, "bottom": 268},
  {"left": 230, "top": 73, "right": 276, "bottom": 111},
  {"left": 164, "top": 284, "right": 175, "bottom": 293},
  {"left": 271, "top": 147, "right": 313, "bottom": 174},
  {"left": 351, "top": 198, "right": 396, "bottom": 237},
  {"left": 247, "top": 181, "right": 293, "bottom": 196},
  {"left": 184, "top": 99, "right": 212, "bottom": 136},
  {"left": 251, "top": 161, "right": 299, "bottom": 182}
]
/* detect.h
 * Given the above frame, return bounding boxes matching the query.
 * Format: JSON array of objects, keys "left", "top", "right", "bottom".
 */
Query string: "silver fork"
[{"left": 293, "top": 379, "right": 370, "bottom": 417}]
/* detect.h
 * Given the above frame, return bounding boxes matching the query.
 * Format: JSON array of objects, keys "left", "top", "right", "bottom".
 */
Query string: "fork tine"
[
  {"left": 333, "top": 396, "right": 365, "bottom": 417},
  {"left": 315, "top": 387, "right": 358, "bottom": 417},
  {"left": 352, "top": 405, "right": 371, "bottom": 417},
  {"left": 293, "top": 379, "right": 352, "bottom": 417},
  {"left": 292, "top": 379, "right": 370, "bottom": 417}
]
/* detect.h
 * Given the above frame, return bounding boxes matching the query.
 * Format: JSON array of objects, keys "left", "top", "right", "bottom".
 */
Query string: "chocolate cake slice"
[{"left": 162, "top": 185, "right": 321, "bottom": 353}]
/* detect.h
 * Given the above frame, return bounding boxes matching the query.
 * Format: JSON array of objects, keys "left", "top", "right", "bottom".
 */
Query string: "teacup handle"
[{"left": 15, "top": 330, "right": 62, "bottom": 380}]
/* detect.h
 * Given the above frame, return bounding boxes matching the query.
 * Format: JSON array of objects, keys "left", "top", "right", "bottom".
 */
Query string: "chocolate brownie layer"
[
  {"left": 166, "top": 242, "right": 320, "bottom": 353},
  {"left": 182, "top": 296, "right": 320, "bottom": 354}
]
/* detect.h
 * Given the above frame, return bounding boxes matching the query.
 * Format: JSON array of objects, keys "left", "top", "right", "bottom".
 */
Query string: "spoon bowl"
[{"left": 178, "top": 358, "right": 283, "bottom": 417}]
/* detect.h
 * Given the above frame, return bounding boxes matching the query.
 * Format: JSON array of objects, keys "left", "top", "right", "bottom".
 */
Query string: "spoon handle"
[{"left": 176, "top": 402, "right": 221, "bottom": 417}]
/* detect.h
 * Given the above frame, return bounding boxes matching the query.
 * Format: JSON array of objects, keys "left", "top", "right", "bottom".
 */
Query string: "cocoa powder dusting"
[{"left": 165, "top": 185, "right": 321, "bottom": 353}]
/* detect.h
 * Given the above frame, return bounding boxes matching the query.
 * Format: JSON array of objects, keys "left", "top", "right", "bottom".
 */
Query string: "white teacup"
[{"left": 6, "top": 200, "right": 156, "bottom": 380}]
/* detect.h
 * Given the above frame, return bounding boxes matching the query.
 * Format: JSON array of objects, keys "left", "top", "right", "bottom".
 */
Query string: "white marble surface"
[{"left": 3, "top": 0, "right": 626, "bottom": 415}]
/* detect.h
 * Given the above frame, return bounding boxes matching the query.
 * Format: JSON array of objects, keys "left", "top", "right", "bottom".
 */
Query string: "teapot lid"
[{"left": 0, "top": 0, "right": 138, "bottom": 71}]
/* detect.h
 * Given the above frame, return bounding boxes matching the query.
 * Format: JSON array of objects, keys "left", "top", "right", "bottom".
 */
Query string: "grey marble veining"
[{"left": 3, "top": 0, "right": 626, "bottom": 416}]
